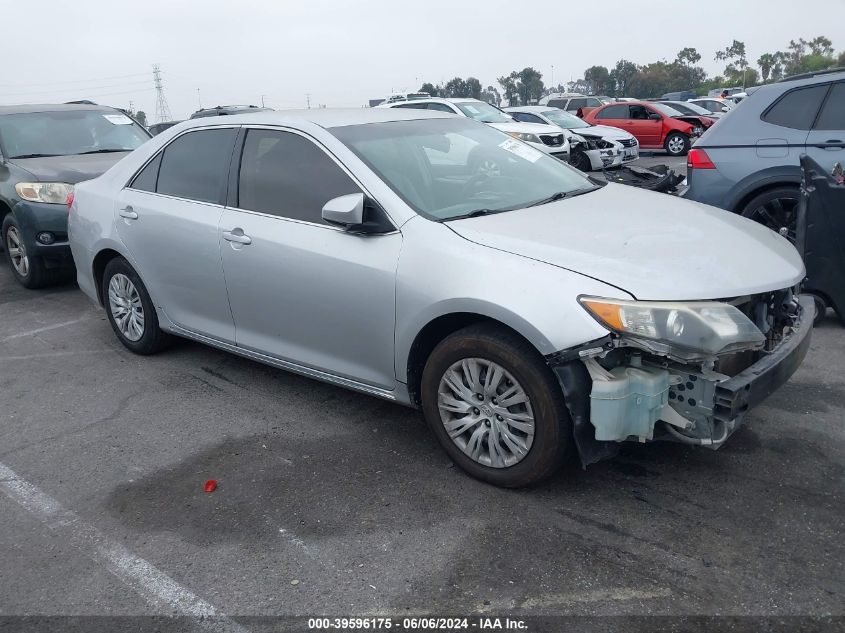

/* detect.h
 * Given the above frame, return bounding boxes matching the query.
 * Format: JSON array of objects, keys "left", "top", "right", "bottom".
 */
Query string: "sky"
[{"left": 2, "top": 0, "right": 844, "bottom": 121}]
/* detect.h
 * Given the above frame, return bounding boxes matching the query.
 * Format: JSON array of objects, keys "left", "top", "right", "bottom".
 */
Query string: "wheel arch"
[
  {"left": 404, "top": 311, "right": 548, "bottom": 407},
  {"left": 92, "top": 248, "right": 126, "bottom": 306},
  {"left": 726, "top": 166, "right": 802, "bottom": 213}
]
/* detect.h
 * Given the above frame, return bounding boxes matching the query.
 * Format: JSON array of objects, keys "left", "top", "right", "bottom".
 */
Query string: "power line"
[
  {"left": 0, "top": 80, "right": 151, "bottom": 98},
  {"left": 2, "top": 73, "right": 151, "bottom": 89}
]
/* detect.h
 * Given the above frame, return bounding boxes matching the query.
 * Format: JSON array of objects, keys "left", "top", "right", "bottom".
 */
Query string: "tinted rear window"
[
  {"left": 762, "top": 84, "right": 829, "bottom": 130},
  {"left": 156, "top": 128, "right": 237, "bottom": 203},
  {"left": 814, "top": 82, "right": 845, "bottom": 130}
]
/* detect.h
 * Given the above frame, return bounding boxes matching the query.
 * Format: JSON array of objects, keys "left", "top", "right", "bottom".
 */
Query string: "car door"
[
  {"left": 593, "top": 103, "right": 632, "bottom": 138},
  {"left": 115, "top": 127, "right": 238, "bottom": 342},
  {"left": 806, "top": 81, "right": 845, "bottom": 172},
  {"left": 628, "top": 105, "right": 662, "bottom": 147},
  {"left": 760, "top": 83, "right": 830, "bottom": 167},
  {"left": 218, "top": 127, "right": 402, "bottom": 389}
]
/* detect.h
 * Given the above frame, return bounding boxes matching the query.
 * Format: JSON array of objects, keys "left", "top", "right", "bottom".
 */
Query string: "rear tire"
[
  {"left": 420, "top": 323, "right": 572, "bottom": 488},
  {"left": 102, "top": 257, "right": 171, "bottom": 355},
  {"left": 663, "top": 132, "right": 690, "bottom": 156},
  {"left": 740, "top": 187, "right": 800, "bottom": 243}
]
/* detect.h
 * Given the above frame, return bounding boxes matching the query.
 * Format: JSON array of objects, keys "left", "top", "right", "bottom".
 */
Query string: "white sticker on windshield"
[
  {"left": 499, "top": 138, "right": 543, "bottom": 163},
  {"left": 102, "top": 114, "right": 133, "bottom": 125}
]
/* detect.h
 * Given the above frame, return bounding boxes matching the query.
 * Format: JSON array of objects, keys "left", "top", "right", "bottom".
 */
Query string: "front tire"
[
  {"left": 102, "top": 257, "right": 171, "bottom": 355},
  {"left": 664, "top": 132, "right": 690, "bottom": 156},
  {"left": 420, "top": 323, "right": 572, "bottom": 488},
  {"left": 570, "top": 150, "right": 592, "bottom": 172},
  {"left": 2, "top": 215, "right": 51, "bottom": 289}
]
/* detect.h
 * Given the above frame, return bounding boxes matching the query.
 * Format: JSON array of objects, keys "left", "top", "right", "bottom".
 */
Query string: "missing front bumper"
[{"left": 550, "top": 295, "right": 813, "bottom": 467}]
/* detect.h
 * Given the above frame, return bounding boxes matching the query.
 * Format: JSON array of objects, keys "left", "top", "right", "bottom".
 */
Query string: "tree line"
[{"left": 417, "top": 36, "right": 843, "bottom": 105}]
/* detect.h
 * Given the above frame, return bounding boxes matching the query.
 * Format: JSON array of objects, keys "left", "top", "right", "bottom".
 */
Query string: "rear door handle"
[
  {"left": 822, "top": 140, "right": 843, "bottom": 150},
  {"left": 222, "top": 230, "right": 252, "bottom": 245},
  {"left": 118, "top": 206, "right": 138, "bottom": 220}
]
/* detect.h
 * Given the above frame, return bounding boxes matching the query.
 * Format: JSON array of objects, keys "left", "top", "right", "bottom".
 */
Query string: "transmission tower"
[{"left": 152, "top": 64, "right": 173, "bottom": 123}]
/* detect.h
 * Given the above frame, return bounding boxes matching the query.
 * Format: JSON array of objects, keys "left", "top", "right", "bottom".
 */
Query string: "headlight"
[
  {"left": 15, "top": 182, "right": 74, "bottom": 205},
  {"left": 507, "top": 132, "right": 541, "bottom": 144},
  {"left": 579, "top": 296, "right": 765, "bottom": 356}
]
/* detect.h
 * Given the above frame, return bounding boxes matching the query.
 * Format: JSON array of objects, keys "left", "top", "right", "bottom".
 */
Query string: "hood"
[
  {"left": 573, "top": 124, "right": 635, "bottom": 142},
  {"left": 447, "top": 183, "right": 804, "bottom": 300},
  {"left": 488, "top": 121, "right": 563, "bottom": 136},
  {"left": 9, "top": 152, "right": 132, "bottom": 184}
]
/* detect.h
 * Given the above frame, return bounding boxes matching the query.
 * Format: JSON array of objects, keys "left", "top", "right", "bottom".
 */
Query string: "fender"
[{"left": 725, "top": 164, "right": 802, "bottom": 212}]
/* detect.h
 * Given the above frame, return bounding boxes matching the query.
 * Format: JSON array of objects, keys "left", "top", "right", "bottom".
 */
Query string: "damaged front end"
[{"left": 547, "top": 290, "right": 813, "bottom": 467}]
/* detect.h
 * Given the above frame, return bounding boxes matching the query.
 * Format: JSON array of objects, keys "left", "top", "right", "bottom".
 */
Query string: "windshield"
[
  {"left": 665, "top": 101, "right": 710, "bottom": 115},
  {"left": 649, "top": 103, "right": 685, "bottom": 117},
  {"left": 454, "top": 101, "right": 512, "bottom": 124},
  {"left": 540, "top": 109, "right": 590, "bottom": 129},
  {"left": 331, "top": 118, "right": 596, "bottom": 221},
  {"left": 0, "top": 109, "right": 150, "bottom": 158}
]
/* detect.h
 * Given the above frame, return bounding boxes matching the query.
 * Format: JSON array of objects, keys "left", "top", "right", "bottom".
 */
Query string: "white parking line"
[
  {"left": 0, "top": 461, "right": 248, "bottom": 632},
  {"left": 0, "top": 316, "right": 90, "bottom": 343}
]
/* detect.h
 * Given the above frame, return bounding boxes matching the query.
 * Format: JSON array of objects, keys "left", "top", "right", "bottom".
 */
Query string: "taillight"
[
  {"left": 66, "top": 191, "right": 75, "bottom": 212},
  {"left": 687, "top": 148, "right": 715, "bottom": 170}
]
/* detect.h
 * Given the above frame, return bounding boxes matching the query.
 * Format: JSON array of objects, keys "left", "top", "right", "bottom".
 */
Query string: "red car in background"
[{"left": 583, "top": 101, "right": 704, "bottom": 156}]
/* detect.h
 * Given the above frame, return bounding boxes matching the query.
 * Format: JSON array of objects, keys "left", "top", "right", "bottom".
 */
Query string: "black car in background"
[
  {"left": 148, "top": 120, "right": 182, "bottom": 136},
  {"left": 0, "top": 103, "right": 151, "bottom": 288}
]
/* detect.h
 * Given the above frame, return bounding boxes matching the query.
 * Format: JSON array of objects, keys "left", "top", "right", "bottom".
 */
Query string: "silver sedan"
[{"left": 69, "top": 108, "right": 810, "bottom": 487}]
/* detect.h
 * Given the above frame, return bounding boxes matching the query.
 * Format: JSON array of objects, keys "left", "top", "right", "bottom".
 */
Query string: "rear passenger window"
[
  {"left": 129, "top": 153, "right": 162, "bottom": 192},
  {"left": 568, "top": 99, "right": 585, "bottom": 110},
  {"left": 814, "top": 83, "right": 845, "bottom": 130},
  {"left": 237, "top": 129, "right": 360, "bottom": 224},
  {"left": 546, "top": 100, "right": 567, "bottom": 109},
  {"left": 595, "top": 104, "right": 628, "bottom": 119},
  {"left": 762, "top": 85, "right": 829, "bottom": 130},
  {"left": 156, "top": 128, "right": 237, "bottom": 203}
]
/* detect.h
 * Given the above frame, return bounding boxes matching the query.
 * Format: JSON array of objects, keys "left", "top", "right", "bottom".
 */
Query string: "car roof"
[
  {"left": 0, "top": 103, "right": 120, "bottom": 115},
  {"left": 174, "top": 107, "right": 456, "bottom": 130},
  {"left": 504, "top": 105, "right": 556, "bottom": 112}
]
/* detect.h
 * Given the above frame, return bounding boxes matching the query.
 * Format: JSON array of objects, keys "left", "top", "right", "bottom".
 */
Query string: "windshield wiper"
[
  {"left": 528, "top": 191, "right": 569, "bottom": 207},
  {"left": 528, "top": 186, "right": 601, "bottom": 208},
  {"left": 78, "top": 149, "right": 131, "bottom": 155},
  {"left": 9, "top": 153, "right": 63, "bottom": 159}
]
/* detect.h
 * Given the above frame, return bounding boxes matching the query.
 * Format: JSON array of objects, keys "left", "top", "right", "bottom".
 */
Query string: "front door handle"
[
  {"left": 222, "top": 230, "right": 252, "bottom": 245},
  {"left": 118, "top": 206, "right": 138, "bottom": 220},
  {"left": 822, "top": 140, "right": 843, "bottom": 150}
]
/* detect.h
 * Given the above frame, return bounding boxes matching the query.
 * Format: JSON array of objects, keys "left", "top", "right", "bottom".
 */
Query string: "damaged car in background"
[
  {"left": 505, "top": 105, "right": 639, "bottom": 172},
  {"left": 69, "top": 109, "right": 811, "bottom": 489}
]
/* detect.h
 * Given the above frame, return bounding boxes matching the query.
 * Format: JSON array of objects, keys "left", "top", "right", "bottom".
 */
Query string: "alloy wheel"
[
  {"left": 5, "top": 226, "right": 29, "bottom": 277},
  {"left": 748, "top": 196, "right": 798, "bottom": 243},
  {"left": 666, "top": 135, "right": 686, "bottom": 155},
  {"left": 108, "top": 273, "right": 145, "bottom": 342},
  {"left": 437, "top": 358, "right": 535, "bottom": 468}
]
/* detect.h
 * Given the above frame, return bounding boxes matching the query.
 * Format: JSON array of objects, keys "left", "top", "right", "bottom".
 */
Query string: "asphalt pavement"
[{"left": 0, "top": 211, "right": 842, "bottom": 629}]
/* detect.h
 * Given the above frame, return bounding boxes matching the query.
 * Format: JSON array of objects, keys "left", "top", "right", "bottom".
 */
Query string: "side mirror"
[
  {"left": 322, "top": 193, "right": 364, "bottom": 227},
  {"left": 322, "top": 193, "right": 395, "bottom": 234},
  {"left": 721, "top": 106, "right": 730, "bottom": 113},
  {"left": 648, "top": 113, "right": 662, "bottom": 121}
]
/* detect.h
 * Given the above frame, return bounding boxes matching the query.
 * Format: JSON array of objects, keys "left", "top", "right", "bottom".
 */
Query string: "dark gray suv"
[{"left": 685, "top": 69, "right": 845, "bottom": 239}]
